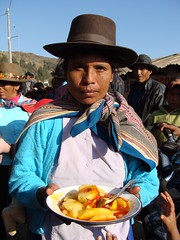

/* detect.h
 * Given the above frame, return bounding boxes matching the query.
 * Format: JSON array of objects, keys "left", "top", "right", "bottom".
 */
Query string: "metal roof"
[{"left": 152, "top": 53, "right": 180, "bottom": 68}]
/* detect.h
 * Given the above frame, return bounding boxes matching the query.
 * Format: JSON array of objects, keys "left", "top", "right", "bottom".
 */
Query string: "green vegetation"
[{"left": 0, "top": 51, "right": 58, "bottom": 85}]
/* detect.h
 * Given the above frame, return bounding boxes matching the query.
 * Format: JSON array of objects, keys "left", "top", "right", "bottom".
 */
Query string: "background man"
[{"left": 127, "top": 54, "right": 166, "bottom": 126}]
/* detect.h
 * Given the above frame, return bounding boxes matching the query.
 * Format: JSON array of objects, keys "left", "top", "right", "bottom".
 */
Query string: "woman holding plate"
[{"left": 9, "top": 14, "right": 159, "bottom": 240}]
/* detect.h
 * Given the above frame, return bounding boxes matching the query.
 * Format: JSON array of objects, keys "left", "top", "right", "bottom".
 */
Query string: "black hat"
[
  {"left": 43, "top": 14, "right": 137, "bottom": 68},
  {"left": 130, "top": 54, "right": 158, "bottom": 72}
]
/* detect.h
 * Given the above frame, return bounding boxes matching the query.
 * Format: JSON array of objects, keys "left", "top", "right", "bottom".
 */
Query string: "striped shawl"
[{"left": 17, "top": 91, "right": 158, "bottom": 170}]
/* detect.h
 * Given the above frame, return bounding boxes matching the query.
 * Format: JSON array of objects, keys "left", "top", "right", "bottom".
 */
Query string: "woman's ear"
[
  {"left": 15, "top": 85, "right": 20, "bottom": 91},
  {"left": 110, "top": 73, "right": 114, "bottom": 83}
]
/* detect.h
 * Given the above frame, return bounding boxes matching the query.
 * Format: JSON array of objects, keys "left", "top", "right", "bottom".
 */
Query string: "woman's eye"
[
  {"left": 74, "top": 65, "right": 84, "bottom": 70},
  {"left": 95, "top": 65, "right": 106, "bottom": 71}
]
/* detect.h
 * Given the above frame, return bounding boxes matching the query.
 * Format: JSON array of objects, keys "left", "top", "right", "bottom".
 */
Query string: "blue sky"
[{"left": 0, "top": 0, "right": 180, "bottom": 60}]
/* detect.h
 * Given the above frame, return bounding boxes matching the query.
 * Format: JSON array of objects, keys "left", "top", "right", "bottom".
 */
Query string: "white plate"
[{"left": 46, "top": 185, "right": 142, "bottom": 226}]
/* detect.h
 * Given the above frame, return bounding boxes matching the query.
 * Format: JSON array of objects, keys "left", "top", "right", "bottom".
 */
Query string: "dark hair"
[
  {"left": 164, "top": 76, "right": 180, "bottom": 99},
  {"left": 33, "top": 82, "right": 45, "bottom": 90},
  {"left": 25, "top": 72, "right": 34, "bottom": 78}
]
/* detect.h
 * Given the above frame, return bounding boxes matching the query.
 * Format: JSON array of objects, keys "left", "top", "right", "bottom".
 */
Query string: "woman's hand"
[
  {"left": 36, "top": 183, "right": 72, "bottom": 225},
  {"left": 127, "top": 186, "right": 140, "bottom": 199},
  {"left": 36, "top": 183, "right": 59, "bottom": 208},
  {"left": 97, "top": 232, "right": 118, "bottom": 240}
]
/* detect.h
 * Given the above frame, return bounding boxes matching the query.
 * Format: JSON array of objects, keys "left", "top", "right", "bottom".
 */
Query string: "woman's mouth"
[{"left": 81, "top": 89, "right": 97, "bottom": 95}]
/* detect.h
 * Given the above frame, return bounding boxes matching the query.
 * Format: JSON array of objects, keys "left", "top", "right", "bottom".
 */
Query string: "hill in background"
[{"left": 0, "top": 51, "right": 58, "bottom": 85}]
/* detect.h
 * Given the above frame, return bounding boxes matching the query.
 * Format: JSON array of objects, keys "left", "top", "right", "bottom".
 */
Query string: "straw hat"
[{"left": 0, "top": 62, "right": 28, "bottom": 83}]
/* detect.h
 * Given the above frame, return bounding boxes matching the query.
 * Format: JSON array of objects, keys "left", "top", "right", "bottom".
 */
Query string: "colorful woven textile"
[
  {"left": 0, "top": 98, "right": 36, "bottom": 109},
  {"left": 17, "top": 91, "right": 158, "bottom": 168}
]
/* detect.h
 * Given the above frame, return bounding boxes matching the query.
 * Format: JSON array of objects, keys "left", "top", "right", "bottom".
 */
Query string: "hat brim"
[
  {"left": 130, "top": 63, "right": 158, "bottom": 72},
  {"left": 0, "top": 77, "right": 28, "bottom": 83},
  {"left": 43, "top": 42, "right": 137, "bottom": 68}
]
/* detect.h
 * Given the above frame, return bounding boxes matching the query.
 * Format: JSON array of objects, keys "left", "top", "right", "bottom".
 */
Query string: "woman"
[
  {"left": 9, "top": 14, "right": 159, "bottom": 240},
  {"left": 0, "top": 62, "right": 35, "bottom": 239}
]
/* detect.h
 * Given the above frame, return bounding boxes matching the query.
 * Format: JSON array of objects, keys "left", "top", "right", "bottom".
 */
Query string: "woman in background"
[{"left": 0, "top": 62, "right": 35, "bottom": 239}]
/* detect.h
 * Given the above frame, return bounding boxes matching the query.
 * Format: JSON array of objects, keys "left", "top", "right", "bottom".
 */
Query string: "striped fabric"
[{"left": 17, "top": 91, "right": 158, "bottom": 168}]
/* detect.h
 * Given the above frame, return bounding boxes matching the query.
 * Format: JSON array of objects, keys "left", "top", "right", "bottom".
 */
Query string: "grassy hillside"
[{"left": 0, "top": 51, "right": 58, "bottom": 84}]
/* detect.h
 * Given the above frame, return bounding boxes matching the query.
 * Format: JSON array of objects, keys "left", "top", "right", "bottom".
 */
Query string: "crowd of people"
[{"left": 0, "top": 13, "right": 179, "bottom": 240}]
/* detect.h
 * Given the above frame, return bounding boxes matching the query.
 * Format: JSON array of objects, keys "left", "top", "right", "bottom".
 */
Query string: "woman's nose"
[{"left": 83, "top": 68, "right": 95, "bottom": 84}]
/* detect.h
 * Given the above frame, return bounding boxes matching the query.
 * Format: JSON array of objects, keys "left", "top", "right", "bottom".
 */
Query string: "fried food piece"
[
  {"left": 58, "top": 185, "right": 131, "bottom": 221},
  {"left": 78, "top": 185, "right": 102, "bottom": 207},
  {"left": 110, "top": 199, "right": 118, "bottom": 210},
  {"left": 117, "top": 197, "right": 127, "bottom": 208},
  {"left": 90, "top": 214, "right": 116, "bottom": 221},
  {"left": 78, "top": 208, "right": 113, "bottom": 220}
]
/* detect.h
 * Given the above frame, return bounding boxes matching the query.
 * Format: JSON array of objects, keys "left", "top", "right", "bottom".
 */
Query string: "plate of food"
[{"left": 46, "top": 184, "right": 142, "bottom": 226}]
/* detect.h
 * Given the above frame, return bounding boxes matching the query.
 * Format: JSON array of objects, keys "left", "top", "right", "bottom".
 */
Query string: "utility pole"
[{"left": 7, "top": 7, "right": 12, "bottom": 63}]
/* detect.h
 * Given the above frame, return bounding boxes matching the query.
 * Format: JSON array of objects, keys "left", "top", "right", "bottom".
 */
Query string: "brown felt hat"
[
  {"left": 43, "top": 14, "right": 138, "bottom": 68},
  {"left": 0, "top": 62, "right": 28, "bottom": 83}
]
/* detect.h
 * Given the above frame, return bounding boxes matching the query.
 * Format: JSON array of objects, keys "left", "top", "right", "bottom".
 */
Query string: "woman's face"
[
  {"left": 66, "top": 54, "right": 113, "bottom": 105},
  {"left": 0, "top": 81, "right": 20, "bottom": 100},
  {"left": 167, "top": 87, "right": 180, "bottom": 110}
]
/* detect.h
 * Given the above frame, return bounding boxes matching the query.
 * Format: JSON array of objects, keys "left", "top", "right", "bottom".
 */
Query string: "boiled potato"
[
  {"left": 69, "top": 209, "right": 79, "bottom": 219},
  {"left": 97, "top": 187, "right": 104, "bottom": 197},
  {"left": 64, "top": 192, "right": 78, "bottom": 201},
  {"left": 62, "top": 199, "right": 85, "bottom": 212}
]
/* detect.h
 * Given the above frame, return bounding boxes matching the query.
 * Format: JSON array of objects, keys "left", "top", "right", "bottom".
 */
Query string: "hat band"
[
  {"left": 68, "top": 33, "right": 115, "bottom": 45},
  {"left": 0, "top": 73, "right": 23, "bottom": 80}
]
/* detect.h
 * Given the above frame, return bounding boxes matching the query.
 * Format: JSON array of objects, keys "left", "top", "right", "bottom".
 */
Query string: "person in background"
[
  {"left": 50, "top": 59, "right": 67, "bottom": 99},
  {"left": 25, "top": 82, "right": 47, "bottom": 101},
  {"left": 158, "top": 122, "right": 180, "bottom": 137},
  {"left": 0, "top": 62, "right": 35, "bottom": 239},
  {"left": 127, "top": 54, "right": 166, "bottom": 126},
  {"left": 32, "top": 82, "right": 47, "bottom": 100},
  {"left": 147, "top": 77, "right": 180, "bottom": 147},
  {"left": 21, "top": 71, "right": 37, "bottom": 95},
  {"left": 169, "top": 77, "right": 180, "bottom": 88},
  {"left": 9, "top": 14, "right": 159, "bottom": 240},
  {"left": 159, "top": 191, "right": 180, "bottom": 240},
  {"left": 108, "top": 72, "right": 125, "bottom": 95}
]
